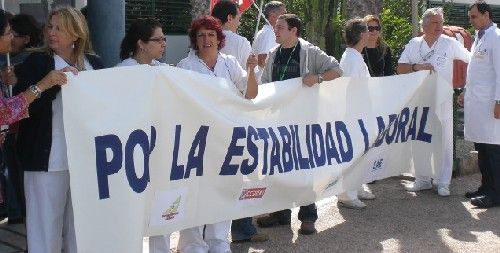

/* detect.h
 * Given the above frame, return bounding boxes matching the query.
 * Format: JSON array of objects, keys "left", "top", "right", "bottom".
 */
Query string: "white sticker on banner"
[{"left": 149, "top": 187, "right": 188, "bottom": 226}]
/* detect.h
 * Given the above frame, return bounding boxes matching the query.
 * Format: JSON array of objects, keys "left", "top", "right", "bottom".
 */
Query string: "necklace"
[{"left": 277, "top": 41, "right": 299, "bottom": 81}]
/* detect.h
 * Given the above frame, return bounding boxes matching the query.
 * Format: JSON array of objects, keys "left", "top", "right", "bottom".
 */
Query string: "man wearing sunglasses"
[
  {"left": 397, "top": 7, "right": 470, "bottom": 197},
  {"left": 458, "top": 0, "right": 500, "bottom": 208}
]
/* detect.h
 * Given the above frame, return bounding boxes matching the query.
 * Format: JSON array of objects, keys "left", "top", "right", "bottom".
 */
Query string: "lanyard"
[
  {"left": 418, "top": 38, "right": 439, "bottom": 62},
  {"left": 278, "top": 42, "right": 299, "bottom": 81}
]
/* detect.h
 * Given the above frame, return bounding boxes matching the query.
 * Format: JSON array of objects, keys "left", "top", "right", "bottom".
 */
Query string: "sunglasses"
[{"left": 368, "top": 26, "right": 381, "bottom": 32}]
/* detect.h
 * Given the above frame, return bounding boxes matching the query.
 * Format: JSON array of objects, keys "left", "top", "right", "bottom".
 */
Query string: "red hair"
[{"left": 189, "top": 15, "right": 225, "bottom": 50}]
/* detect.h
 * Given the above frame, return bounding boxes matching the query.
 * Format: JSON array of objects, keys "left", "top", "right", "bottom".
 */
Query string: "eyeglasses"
[
  {"left": 1, "top": 31, "right": 13, "bottom": 38},
  {"left": 148, "top": 36, "right": 167, "bottom": 43},
  {"left": 367, "top": 26, "right": 381, "bottom": 32}
]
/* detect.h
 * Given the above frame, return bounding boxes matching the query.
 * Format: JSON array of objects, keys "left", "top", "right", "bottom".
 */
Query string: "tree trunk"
[
  {"left": 190, "top": 0, "right": 210, "bottom": 19},
  {"left": 346, "top": 0, "right": 382, "bottom": 19}
]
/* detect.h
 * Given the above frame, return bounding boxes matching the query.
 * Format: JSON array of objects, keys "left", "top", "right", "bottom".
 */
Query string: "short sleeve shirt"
[
  {"left": 398, "top": 35, "right": 470, "bottom": 84},
  {"left": 221, "top": 30, "right": 252, "bottom": 69}
]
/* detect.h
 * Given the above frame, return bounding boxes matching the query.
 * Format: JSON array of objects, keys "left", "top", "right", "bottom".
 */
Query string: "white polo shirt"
[
  {"left": 398, "top": 34, "right": 470, "bottom": 85},
  {"left": 221, "top": 30, "right": 252, "bottom": 69},
  {"left": 253, "top": 24, "right": 278, "bottom": 55}
]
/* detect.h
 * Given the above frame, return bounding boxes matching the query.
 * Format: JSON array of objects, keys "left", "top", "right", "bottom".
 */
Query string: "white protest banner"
[{"left": 62, "top": 66, "right": 449, "bottom": 252}]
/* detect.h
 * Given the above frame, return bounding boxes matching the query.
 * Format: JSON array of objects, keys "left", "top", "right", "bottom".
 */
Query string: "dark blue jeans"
[
  {"left": 475, "top": 143, "right": 500, "bottom": 203},
  {"left": 1, "top": 134, "right": 24, "bottom": 219},
  {"left": 231, "top": 217, "right": 257, "bottom": 241}
]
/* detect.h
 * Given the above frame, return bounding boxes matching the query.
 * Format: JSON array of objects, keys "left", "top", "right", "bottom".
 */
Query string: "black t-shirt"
[
  {"left": 272, "top": 43, "right": 301, "bottom": 82},
  {"left": 362, "top": 47, "right": 394, "bottom": 77}
]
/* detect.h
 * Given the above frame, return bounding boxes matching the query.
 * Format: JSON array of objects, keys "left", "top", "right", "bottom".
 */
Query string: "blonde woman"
[
  {"left": 362, "top": 15, "right": 394, "bottom": 77},
  {"left": 13, "top": 7, "right": 103, "bottom": 252}
]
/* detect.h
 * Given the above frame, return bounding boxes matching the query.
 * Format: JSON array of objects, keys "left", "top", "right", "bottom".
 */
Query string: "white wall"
[{"left": 164, "top": 35, "right": 190, "bottom": 65}]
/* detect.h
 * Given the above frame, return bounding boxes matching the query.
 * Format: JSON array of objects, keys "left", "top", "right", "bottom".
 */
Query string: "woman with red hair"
[{"left": 176, "top": 15, "right": 258, "bottom": 253}]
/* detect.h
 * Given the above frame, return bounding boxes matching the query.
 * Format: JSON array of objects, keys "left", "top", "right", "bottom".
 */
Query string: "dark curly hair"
[
  {"left": 188, "top": 16, "right": 225, "bottom": 51},
  {"left": 9, "top": 14, "right": 42, "bottom": 48}
]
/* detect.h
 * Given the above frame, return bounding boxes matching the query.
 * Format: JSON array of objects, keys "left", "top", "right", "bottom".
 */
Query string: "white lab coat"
[{"left": 465, "top": 23, "right": 500, "bottom": 145}]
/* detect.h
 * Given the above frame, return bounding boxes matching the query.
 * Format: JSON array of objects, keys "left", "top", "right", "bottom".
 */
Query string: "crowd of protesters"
[{"left": 0, "top": 0, "right": 499, "bottom": 252}]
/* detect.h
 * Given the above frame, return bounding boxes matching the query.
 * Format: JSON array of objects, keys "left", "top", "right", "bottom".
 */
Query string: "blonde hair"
[
  {"left": 41, "top": 7, "right": 94, "bottom": 70},
  {"left": 363, "top": 14, "right": 387, "bottom": 60}
]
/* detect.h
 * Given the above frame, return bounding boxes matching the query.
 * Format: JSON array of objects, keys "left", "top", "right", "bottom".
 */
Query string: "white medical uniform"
[
  {"left": 252, "top": 24, "right": 278, "bottom": 55},
  {"left": 115, "top": 57, "right": 171, "bottom": 253},
  {"left": 177, "top": 52, "right": 248, "bottom": 253},
  {"left": 338, "top": 48, "right": 371, "bottom": 202},
  {"left": 398, "top": 34, "right": 470, "bottom": 187},
  {"left": 221, "top": 30, "right": 252, "bottom": 69}
]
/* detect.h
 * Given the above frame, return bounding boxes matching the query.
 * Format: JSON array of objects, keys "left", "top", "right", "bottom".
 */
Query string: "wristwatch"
[
  {"left": 496, "top": 100, "right": 500, "bottom": 105},
  {"left": 29, "top": 85, "right": 42, "bottom": 99},
  {"left": 318, "top": 74, "right": 324, "bottom": 84}
]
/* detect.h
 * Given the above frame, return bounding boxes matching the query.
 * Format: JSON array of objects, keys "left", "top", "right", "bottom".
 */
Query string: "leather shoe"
[
  {"left": 465, "top": 190, "right": 483, "bottom": 199},
  {"left": 298, "top": 221, "right": 317, "bottom": 235},
  {"left": 256, "top": 215, "right": 290, "bottom": 228},
  {"left": 471, "top": 196, "right": 497, "bottom": 208}
]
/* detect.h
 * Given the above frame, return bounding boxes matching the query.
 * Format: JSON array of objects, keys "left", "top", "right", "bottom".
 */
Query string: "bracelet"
[
  {"left": 411, "top": 64, "right": 417, "bottom": 72},
  {"left": 29, "top": 85, "right": 42, "bottom": 99}
]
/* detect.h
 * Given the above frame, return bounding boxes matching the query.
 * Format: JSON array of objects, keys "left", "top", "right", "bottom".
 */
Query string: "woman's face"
[
  {"left": 0, "top": 24, "right": 13, "bottom": 54},
  {"left": 141, "top": 27, "right": 166, "bottom": 60},
  {"left": 195, "top": 27, "right": 219, "bottom": 54},
  {"left": 367, "top": 20, "right": 380, "bottom": 41},
  {"left": 359, "top": 29, "right": 369, "bottom": 48},
  {"left": 47, "top": 14, "right": 78, "bottom": 53},
  {"left": 11, "top": 30, "right": 29, "bottom": 54}
]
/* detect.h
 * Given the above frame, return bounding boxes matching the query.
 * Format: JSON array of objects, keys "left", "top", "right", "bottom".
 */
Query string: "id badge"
[
  {"left": 474, "top": 50, "right": 488, "bottom": 59},
  {"left": 435, "top": 56, "right": 447, "bottom": 69}
]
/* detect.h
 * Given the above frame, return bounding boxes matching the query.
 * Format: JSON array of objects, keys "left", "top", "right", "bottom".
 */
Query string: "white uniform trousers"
[
  {"left": 338, "top": 190, "right": 358, "bottom": 201},
  {"left": 149, "top": 235, "right": 170, "bottom": 253},
  {"left": 24, "top": 171, "right": 76, "bottom": 253},
  {"left": 415, "top": 98, "right": 453, "bottom": 187},
  {"left": 178, "top": 220, "right": 231, "bottom": 253}
]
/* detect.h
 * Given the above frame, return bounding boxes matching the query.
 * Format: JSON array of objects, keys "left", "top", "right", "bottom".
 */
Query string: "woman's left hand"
[
  {"left": 246, "top": 54, "right": 258, "bottom": 71},
  {"left": 0, "top": 66, "right": 17, "bottom": 86}
]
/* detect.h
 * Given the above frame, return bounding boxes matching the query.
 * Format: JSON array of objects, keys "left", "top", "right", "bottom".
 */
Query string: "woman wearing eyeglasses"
[
  {"left": 9, "top": 14, "right": 42, "bottom": 65},
  {"left": 362, "top": 15, "right": 394, "bottom": 77},
  {"left": 116, "top": 18, "right": 170, "bottom": 253},
  {"left": 117, "top": 18, "right": 167, "bottom": 67}
]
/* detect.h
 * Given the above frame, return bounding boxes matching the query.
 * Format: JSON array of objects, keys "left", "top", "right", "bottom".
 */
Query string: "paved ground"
[{"left": 2, "top": 173, "right": 500, "bottom": 253}]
